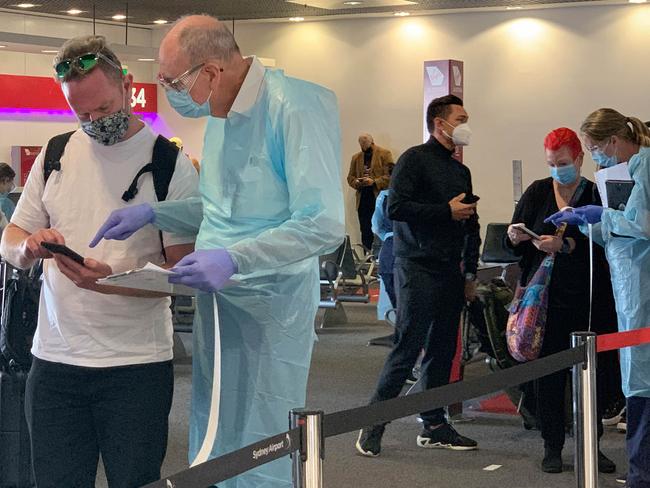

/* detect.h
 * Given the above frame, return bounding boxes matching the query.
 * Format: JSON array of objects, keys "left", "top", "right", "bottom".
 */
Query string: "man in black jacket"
[{"left": 356, "top": 95, "right": 481, "bottom": 456}]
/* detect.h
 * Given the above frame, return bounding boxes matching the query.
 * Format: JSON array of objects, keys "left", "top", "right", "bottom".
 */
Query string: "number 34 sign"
[
  {"left": 0, "top": 74, "right": 158, "bottom": 114},
  {"left": 129, "top": 83, "right": 157, "bottom": 112},
  {"left": 130, "top": 87, "right": 148, "bottom": 109}
]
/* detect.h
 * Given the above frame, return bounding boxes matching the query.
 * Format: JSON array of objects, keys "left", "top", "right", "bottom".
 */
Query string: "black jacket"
[{"left": 387, "top": 137, "right": 481, "bottom": 274}]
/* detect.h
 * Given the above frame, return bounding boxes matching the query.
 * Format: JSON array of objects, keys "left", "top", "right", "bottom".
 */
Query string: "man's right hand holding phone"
[
  {"left": 21, "top": 228, "right": 66, "bottom": 261},
  {"left": 356, "top": 177, "right": 374, "bottom": 188},
  {"left": 449, "top": 193, "right": 477, "bottom": 221}
]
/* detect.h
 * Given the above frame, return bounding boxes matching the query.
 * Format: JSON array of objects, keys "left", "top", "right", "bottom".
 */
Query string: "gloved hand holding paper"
[{"left": 97, "top": 262, "right": 196, "bottom": 295}]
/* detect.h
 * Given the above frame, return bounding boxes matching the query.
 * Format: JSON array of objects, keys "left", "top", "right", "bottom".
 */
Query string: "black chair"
[{"left": 477, "top": 223, "right": 520, "bottom": 288}]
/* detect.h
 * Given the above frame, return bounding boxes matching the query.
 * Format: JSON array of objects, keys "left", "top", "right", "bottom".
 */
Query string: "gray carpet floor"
[{"left": 97, "top": 303, "right": 628, "bottom": 487}]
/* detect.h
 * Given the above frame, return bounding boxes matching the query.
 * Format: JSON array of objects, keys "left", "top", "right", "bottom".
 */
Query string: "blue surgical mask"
[
  {"left": 591, "top": 149, "right": 618, "bottom": 168},
  {"left": 550, "top": 164, "right": 578, "bottom": 185},
  {"left": 165, "top": 70, "right": 212, "bottom": 119},
  {"left": 166, "top": 89, "right": 212, "bottom": 118}
]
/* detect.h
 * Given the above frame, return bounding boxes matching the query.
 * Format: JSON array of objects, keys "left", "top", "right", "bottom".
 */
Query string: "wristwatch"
[
  {"left": 465, "top": 272, "right": 477, "bottom": 282},
  {"left": 560, "top": 238, "right": 571, "bottom": 254}
]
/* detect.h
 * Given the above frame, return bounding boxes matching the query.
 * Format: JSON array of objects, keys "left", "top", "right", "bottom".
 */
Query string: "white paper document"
[
  {"left": 594, "top": 163, "right": 632, "bottom": 208},
  {"left": 97, "top": 262, "right": 196, "bottom": 296}
]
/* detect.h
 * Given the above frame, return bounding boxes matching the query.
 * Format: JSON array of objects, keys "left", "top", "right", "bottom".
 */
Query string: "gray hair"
[
  {"left": 176, "top": 15, "right": 240, "bottom": 65},
  {"left": 54, "top": 35, "right": 123, "bottom": 84}
]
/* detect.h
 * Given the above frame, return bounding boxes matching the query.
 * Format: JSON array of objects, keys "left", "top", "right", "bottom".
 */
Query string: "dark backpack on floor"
[{"left": 0, "top": 131, "right": 179, "bottom": 373}]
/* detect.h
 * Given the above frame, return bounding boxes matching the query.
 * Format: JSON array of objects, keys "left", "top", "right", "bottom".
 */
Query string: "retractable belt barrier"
[
  {"left": 143, "top": 429, "right": 301, "bottom": 488},
  {"left": 597, "top": 326, "right": 650, "bottom": 352},
  {"left": 144, "top": 345, "right": 586, "bottom": 487},
  {"left": 144, "top": 326, "right": 650, "bottom": 488}
]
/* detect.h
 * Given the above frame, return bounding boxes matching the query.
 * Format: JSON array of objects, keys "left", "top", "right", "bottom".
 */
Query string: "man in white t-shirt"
[{"left": 0, "top": 35, "right": 198, "bottom": 487}]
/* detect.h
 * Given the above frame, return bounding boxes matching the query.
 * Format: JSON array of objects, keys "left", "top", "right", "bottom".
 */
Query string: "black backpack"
[{"left": 0, "top": 131, "right": 179, "bottom": 372}]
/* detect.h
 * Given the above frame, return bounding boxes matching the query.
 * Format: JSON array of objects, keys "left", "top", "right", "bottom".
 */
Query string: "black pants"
[
  {"left": 357, "top": 187, "right": 376, "bottom": 251},
  {"left": 25, "top": 357, "right": 174, "bottom": 488},
  {"left": 370, "top": 257, "right": 464, "bottom": 426},
  {"left": 536, "top": 305, "right": 604, "bottom": 450},
  {"left": 627, "top": 396, "right": 650, "bottom": 488}
]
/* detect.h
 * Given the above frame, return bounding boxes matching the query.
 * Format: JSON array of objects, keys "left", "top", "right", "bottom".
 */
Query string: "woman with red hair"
[{"left": 506, "top": 127, "right": 617, "bottom": 474}]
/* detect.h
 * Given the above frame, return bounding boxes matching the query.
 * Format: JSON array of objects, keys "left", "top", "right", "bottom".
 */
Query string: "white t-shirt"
[{"left": 11, "top": 125, "right": 199, "bottom": 368}]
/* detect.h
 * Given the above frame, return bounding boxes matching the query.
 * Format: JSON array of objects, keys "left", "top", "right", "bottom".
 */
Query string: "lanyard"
[{"left": 587, "top": 224, "right": 594, "bottom": 332}]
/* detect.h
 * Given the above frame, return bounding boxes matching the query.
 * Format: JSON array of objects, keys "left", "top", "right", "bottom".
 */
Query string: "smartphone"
[
  {"left": 461, "top": 194, "right": 480, "bottom": 204},
  {"left": 511, "top": 223, "right": 541, "bottom": 240},
  {"left": 40, "top": 241, "right": 85, "bottom": 266}
]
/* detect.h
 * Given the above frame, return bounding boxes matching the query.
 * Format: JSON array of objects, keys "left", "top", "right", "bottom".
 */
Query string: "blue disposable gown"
[
  {"left": 153, "top": 69, "right": 345, "bottom": 486},
  {"left": 590, "top": 146, "right": 650, "bottom": 398}
]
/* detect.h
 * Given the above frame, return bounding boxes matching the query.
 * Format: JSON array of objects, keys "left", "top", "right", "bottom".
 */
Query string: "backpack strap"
[
  {"left": 122, "top": 135, "right": 178, "bottom": 203},
  {"left": 43, "top": 131, "right": 75, "bottom": 185},
  {"left": 121, "top": 135, "right": 179, "bottom": 261}
]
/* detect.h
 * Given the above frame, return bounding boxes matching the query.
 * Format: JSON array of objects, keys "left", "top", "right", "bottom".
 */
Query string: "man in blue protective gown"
[{"left": 90, "top": 15, "right": 345, "bottom": 487}]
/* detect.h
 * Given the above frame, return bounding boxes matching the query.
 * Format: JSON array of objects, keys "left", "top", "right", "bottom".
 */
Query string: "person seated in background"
[
  {"left": 371, "top": 166, "right": 396, "bottom": 308},
  {"left": 506, "top": 127, "right": 616, "bottom": 474},
  {"left": 548, "top": 109, "right": 650, "bottom": 488},
  {"left": 0, "top": 162, "right": 17, "bottom": 221},
  {"left": 347, "top": 133, "right": 394, "bottom": 252}
]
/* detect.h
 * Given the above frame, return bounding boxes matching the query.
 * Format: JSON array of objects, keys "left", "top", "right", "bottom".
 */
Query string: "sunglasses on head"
[{"left": 54, "top": 52, "right": 123, "bottom": 80}]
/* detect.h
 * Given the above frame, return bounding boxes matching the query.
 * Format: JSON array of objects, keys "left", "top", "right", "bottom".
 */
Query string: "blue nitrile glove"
[
  {"left": 545, "top": 208, "right": 583, "bottom": 227},
  {"left": 573, "top": 205, "right": 604, "bottom": 224},
  {"left": 89, "top": 203, "right": 155, "bottom": 247},
  {"left": 168, "top": 249, "right": 238, "bottom": 293}
]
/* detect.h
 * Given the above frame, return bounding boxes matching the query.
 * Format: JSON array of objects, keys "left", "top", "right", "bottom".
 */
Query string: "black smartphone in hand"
[
  {"left": 40, "top": 242, "right": 85, "bottom": 266},
  {"left": 461, "top": 194, "right": 480, "bottom": 204}
]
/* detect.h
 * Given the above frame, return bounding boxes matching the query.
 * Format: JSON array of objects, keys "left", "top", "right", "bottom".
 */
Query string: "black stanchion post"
[
  {"left": 571, "top": 332, "right": 598, "bottom": 488},
  {"left": 290, "top": 409, "right": 324, "bottom": 488}
]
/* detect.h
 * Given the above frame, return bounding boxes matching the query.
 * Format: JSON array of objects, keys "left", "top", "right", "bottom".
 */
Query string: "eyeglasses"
[
  {"left": 157, "top": 63, "right": 223, "bottom": 92},
  {"left": 584, "top": 139, "right": 610, "bottom": 153},
  {"left": 54, "top": 52, "right": 123, "bottom": 80},
  {"left": 157, "top": 63, "right": 205, "bottom": 92}
]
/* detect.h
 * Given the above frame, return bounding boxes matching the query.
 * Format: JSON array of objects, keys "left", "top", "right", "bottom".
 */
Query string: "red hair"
[{"left": 543, "top": 127, "right": 583, "bottom": 159}]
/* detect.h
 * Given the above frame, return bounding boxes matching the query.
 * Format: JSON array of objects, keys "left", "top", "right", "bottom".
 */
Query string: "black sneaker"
[
  {"left": 598, "top": 450, "right": 616, "bottom": 473},
  {"left": 356, "top": 425, "right": 385, "bottom": 457},
  {"left": 616, "top": 473, "right": 627, "bottom": 485},
  {"left": 416, "top": 423, "right": 478, "bottom": 451},
  {"left": 541, "top": 448, "right": 563, "bottom": 473},
  {"left": 603, "top": 405, "right": 626, "bottom": 426}
]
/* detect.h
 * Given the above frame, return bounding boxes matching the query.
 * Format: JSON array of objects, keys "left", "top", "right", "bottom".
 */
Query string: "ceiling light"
[
  {"left": 41, "top": 50, "right": 58, "bottom": 53},
  {"left": 343, "top": 1, "right": 363, "bottom": 4},
  {"left": 0, "top": 45, "right": 6, "bottom": 48},
  {"left": 153, "top": 19, "right": 168, "bottom": 24},
  {"left": 289, "top": 16, "right": 305, "bottom": 21},
  {"left": 629, "top": 0, "right": 648, "bottom": 3},
  {"left": 112, "top": 14, "right": 127, "bottom": 20},
  {"left": 14, "top": 3, "right": 39, "bottom": 8},
  {"left": 66, "top": 8, "right": 83, "bottom": 15},
  {"left": 394, "top": 11, "right": 410, "bottom": 16},
  {"left": 138, "top": 58, "right": 156, "bottom": 62},
  {"left": 506, "top": 5, "right": 523, "bottom": 9}
]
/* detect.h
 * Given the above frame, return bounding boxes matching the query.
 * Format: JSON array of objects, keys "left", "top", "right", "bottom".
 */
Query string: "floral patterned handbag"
[{"left": 506, "top": 249, "right": 558, "bottom": 362}]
